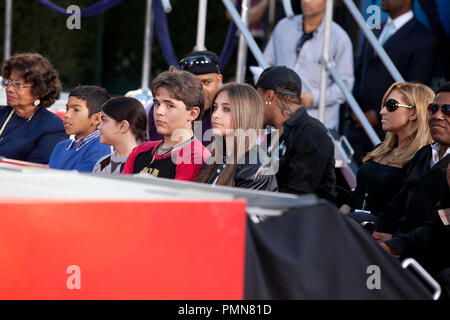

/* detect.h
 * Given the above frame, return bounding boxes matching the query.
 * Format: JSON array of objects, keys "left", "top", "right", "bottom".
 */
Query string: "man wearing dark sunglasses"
[{"left": 371, "top": 82, "right": 450, "bottom": 297}]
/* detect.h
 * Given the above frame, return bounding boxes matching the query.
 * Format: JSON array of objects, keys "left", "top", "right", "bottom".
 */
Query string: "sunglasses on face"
[
  {"left": 427, "top": 103, "right": 450, "bottom": 117},
  {"left": 180, "top": 55, "right": 213, "bottom": 67},
  {"left": 179, "top": 55, "right": 220, "bottom": 72},
  {"left": 384, "top": 98, "right": 415, "bottom": 112}
]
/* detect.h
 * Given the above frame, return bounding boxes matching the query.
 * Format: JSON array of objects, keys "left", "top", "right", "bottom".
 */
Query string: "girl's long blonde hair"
[
  {"left": 196, "top": 82, "right": 264, "bottom": 186},
  {"left": 363, "top": 82, "right": 434, "bottom": 166}
]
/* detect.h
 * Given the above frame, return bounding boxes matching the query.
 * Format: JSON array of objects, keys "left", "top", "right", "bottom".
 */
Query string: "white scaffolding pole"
[
  {"left": 235, "top": 0, "right": 250, "bottom": 83},
  {"left": 318, "top": 0, "right": 333, "bottom": 124},
  {"left": 4, "top": 0, "right": 12, "bottom": 60},
  {"left": 195, "top": 0, "right": 208, "bottom": 51},
  {"left": 141, "top": 0, "right": 153, "bottom": 89}
]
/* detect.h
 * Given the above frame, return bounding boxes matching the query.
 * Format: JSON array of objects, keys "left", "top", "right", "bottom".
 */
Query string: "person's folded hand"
[{"left": 372, "top": 231, "right": 392, "bottom": 241}]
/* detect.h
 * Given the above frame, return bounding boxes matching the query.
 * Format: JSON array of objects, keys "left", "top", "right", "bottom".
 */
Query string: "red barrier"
[
  {"left": 0, "top": 199, "right": 247, "bottom": 299},
  {"left": 0, "top": 158, "right": 50, "bottom": 168},
  {"left": 50, "top": 109, "right": 65, "bottom": 120}
]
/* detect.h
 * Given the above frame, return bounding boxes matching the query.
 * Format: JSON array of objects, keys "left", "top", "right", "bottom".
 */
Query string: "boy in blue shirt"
[{"left": 49, "top": 85, "right": 112, "bottom": 172}]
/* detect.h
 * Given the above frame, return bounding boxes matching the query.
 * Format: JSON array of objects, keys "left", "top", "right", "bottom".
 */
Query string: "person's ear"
[
  {"left": 408, "top": 110, "right": 418, "bottom": 121},
  {"left": 90, "top": 112, "right": 102, "bottom": 127},
  {"left": 189, "top": 107, "right": 200, "bottom": 122},
  {"left": 119, "top": 120, "right": 130, "bottom": 133},
  {"left": 217, "top": 74, "right": 223, "bottom": 85},
  {"left": 265, "top": 89, "right": 276, "bottom": 105}
]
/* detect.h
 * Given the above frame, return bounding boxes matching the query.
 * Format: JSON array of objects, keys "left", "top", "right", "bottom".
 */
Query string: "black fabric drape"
[{"left": 244, "top": 201, "right": 432, "bottom": 299}]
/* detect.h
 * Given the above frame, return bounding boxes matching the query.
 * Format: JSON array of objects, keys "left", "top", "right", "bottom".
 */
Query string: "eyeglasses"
[
  {"left": 384, "top": 98, "right": 415, "bottom": 112},
  {"left": 179, "top": 55, "right": 220, "bottom": 73},
  {"left": 427, "top": 103, "right": 450, "bottom": 117},
  {"left": 1, "top": 79, "right": 33, "bottom": 90}
]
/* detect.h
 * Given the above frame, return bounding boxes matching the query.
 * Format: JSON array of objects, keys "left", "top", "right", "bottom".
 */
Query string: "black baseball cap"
[
  {"left": 179, "top": 50, "right": 221, "bottom": 75},
  {"left": 256, "top": 66, "right": 302, "bottom": 98}
]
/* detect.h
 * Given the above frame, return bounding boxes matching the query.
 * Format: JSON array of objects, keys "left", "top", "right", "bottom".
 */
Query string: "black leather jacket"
[
  {"left": 206, "top": 145, "right": 278, "bottom": 192},
  {"left": 273, "top": 108, "right": 336, "bottom": 202}
]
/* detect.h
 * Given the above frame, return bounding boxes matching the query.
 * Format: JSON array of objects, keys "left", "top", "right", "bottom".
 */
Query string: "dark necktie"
[{"left": 296, "top": 31, "right": 314, "bottom": 55}]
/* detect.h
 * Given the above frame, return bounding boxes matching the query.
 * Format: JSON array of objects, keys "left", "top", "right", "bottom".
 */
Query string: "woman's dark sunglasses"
[
  {"left": 427, "top": 103, "right": 450, "bottom": 117},
  {"left": 384, "top": 99, "right": 415, "bottom": 112}
]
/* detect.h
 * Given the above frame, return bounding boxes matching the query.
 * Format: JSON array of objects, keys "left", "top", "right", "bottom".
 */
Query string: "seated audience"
[
  {"left": 122, "top": 68, "right": 210, "bottom": 181},
  {"left": 350, "top": 82, "right": 450, "bottom": 292},
  {"left": 342, "top": 82, "right": 434, "bottom": 214},
  {"left": 256, "top": 66, "right": 336, "bottom": 202},
  {"left": 93, "top": 96, "right": 147, "bottom": 175},
  {"left": 0, "top": 53, "right": 67, "bottom": 163},
  {"left": 49, "top": 85, "right": 112, "bottom": 172},
  {"left": 195, "top": 83, "right": 277, "bottom": 191}
]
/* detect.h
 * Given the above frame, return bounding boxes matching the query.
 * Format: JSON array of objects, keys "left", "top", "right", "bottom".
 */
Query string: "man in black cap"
[
  {"left": 148, "top": 50, "right": 223, "bottom": 148},
  {"left": 256, "top": 66, "right": 336, "bottom": 202}
]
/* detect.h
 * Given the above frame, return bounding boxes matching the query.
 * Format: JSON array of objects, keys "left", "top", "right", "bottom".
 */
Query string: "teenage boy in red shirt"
[{"left": 122, "top": 68, "right": 210, "bottom": 181}]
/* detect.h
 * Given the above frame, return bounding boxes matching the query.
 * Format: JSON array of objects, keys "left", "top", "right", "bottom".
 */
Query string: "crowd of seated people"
[
  {"left": 349, "top": 83, "right": 450, "bottom": 299},
  {"left": 1, "top": 0, "right": 449, "bottom": 297}
]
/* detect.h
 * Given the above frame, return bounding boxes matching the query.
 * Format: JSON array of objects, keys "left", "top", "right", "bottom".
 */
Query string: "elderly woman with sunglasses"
[
  {"left": 0, "top": 53, "right": 67, "bottom": 164},
  {"left": 341, "top": 82, "right": 434, "bottom": 215}
]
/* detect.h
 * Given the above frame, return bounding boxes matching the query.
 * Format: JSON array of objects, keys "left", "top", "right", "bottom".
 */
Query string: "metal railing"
[
  {"left": 318, "top": 0, "right": 334, "bottom": 125},
  {"left": 141, "top": 0, "right": 153, "bottom": 89},
  {"left": 402, "top": 258, "right": 441, "bottom": 300},
  {"left": 235, "top": 0, "right": 250, "bottom": 83}
]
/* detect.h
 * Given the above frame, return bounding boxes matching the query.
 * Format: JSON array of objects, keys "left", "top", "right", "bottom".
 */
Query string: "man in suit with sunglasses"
[
  {"left": 348, "top": 0, "right": 439, "bottom": 165},
  {"left": 371, "top": 82, "right": 450, "bottom": 297}
]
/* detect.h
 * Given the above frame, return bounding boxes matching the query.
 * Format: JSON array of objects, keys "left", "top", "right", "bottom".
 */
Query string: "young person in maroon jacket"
[{"left": 122, "top": 68, "right": 210, "bottom": 181}]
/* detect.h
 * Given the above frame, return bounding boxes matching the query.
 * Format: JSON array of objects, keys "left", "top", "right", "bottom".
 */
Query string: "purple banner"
[
  {"left": 152, "top": 0, "right": 179, "bottom": 68},
  {"left": 39, "top": 0, "right": 123, "bottom": 17}
]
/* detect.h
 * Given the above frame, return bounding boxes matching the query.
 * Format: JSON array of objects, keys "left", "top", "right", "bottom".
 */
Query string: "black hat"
[
  {"left": 256, "top": 66, "right": 302, "bottom": 98},
  {"left": 179, "top": 50, "right": 221, "bottom": 75}
]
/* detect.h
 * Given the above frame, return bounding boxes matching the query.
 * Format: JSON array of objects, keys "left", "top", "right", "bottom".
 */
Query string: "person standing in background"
[{"left": 263, "top": 0, "right": 354, "bottom": 130}]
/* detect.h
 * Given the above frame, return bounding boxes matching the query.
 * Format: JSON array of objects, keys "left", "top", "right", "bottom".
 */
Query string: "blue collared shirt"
[
  {"left": 50, "top": 129, "right": 111, "bottom": 172},
  {"left": 263, "top": 14, "right": 354, "bottom": 129},
  {"left": 66, "top": 130, "right": 101, "bottom": 151}
]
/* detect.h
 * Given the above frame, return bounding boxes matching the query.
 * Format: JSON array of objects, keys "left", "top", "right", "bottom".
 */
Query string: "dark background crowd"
[{"left": 3, "top": 0, "right": 447, "bottom": 95}]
